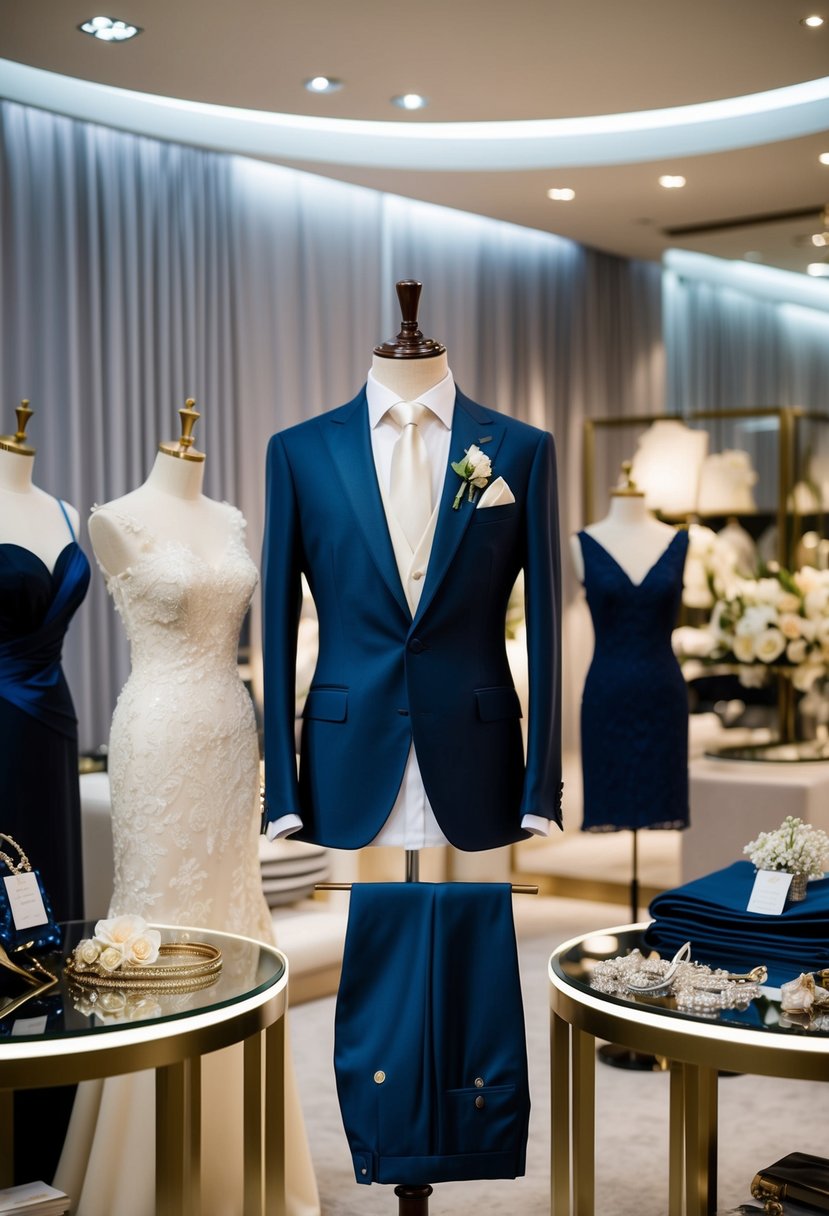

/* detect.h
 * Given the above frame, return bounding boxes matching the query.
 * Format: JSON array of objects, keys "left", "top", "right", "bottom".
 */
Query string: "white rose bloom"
[
  {"left": 754, "top": 578, "right": 784, "bottom": 606},
  {"left": 126, "top": 930, "right": 162, "bottom": 967},
  {"left": 77, "top": 938, "right": 101, "bottom": 966},
  {"left": 733, "top": 634, "right": 757, "bottom": 662},
  {"left": 465, "top": 445, "right": 492, "bottom": 487},
  {"left": 736, "top": 605, "right": 777, "bottom": 637},
  {"left": 795, "top": 567, "right": 821, "bottom": 595},
  {"left": 779, "top": 613, "right": 803, "bottom": 640},
  {"left": 95, "top": 914, "right": 147, "bottom": 948},
  {"left": 98, "top": 944, "right": 125, "bottom": 972},
  {"left": 778, "top": 592, "right": 802, "bottom": 615},
  {"left": 799, "top": 617, "right": 818, "bottom": 642},
  {"left": 755, "top": 628, "right": 786, "bottom": 664},
  {"left": 804, "top": 587, "right": 829, "bottom": 620},
  {"left": 787, "top": 639, "right": 809, "bottom": 665}
]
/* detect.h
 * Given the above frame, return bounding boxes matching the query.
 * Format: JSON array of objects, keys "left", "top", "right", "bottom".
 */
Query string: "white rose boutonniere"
[{"left": 451, "top": 444, "right": 492, "bottom": 510}]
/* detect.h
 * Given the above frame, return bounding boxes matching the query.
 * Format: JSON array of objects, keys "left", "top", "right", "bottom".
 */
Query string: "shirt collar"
[{"left": 366, "top": 367, "right": 455, "bottom": 431}]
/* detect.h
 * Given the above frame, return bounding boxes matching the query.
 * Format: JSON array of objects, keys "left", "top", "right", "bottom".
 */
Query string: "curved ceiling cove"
[{"left": 3, "top": 59, "right": 829, "bottom": 171}]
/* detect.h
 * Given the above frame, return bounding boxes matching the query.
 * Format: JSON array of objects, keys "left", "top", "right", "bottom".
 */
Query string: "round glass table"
[
  {"left": 0, "top": 921, "right": 288, "bottom": 1216},
  {"left": 549, "top": 924, "right": 829, "bottom": 1216}
]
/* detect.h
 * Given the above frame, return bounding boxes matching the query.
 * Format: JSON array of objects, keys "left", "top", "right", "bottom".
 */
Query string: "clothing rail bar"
[{"left": 314, "top": 882, "right": 538, "bottom": 894}]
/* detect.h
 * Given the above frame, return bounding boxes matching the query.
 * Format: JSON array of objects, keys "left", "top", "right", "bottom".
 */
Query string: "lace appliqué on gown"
[{"left": 102, "top": 505, "right": 272, "bottom": 941}]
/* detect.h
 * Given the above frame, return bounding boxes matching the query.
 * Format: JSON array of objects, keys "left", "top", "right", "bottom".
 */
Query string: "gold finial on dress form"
[
  {"left": 610, "top": 460, "right": 644, "bottom": 497},
  {"left": 158, "top": 398, "right": 206, "bottom": 463},
  {"left": 0, "top": 400, "right": 35, "bottom": 457}
]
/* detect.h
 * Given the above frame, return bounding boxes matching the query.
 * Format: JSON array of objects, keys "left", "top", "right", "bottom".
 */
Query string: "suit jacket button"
[
  {"left": 409, "top": 638, "right": 425, "bottom": 654},
  {"left": 374, "top": 1071, "right": 386, "bottom": 1084},
  {"left": 411, "top": 570, "right": 424, "bottom": 580},
  {"left": 475, "top": 1096, "right": 485, "bottom": 1110}
]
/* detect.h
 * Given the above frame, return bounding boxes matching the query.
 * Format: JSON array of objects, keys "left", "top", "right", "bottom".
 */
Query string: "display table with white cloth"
[{"left": 682, "top": 757, "right": 829, "bottom": 883}]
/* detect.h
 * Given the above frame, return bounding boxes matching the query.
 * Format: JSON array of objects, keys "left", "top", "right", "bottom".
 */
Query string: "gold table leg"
[
  {"left": 683, "top": 1064, "right": 718, "bottom": 1216},
  {"left": 156, "top": 1058, "right": 200, "bottom": 1216},
  {"left": 0, "top": 1090, "right": 12, "bottom": 1189},
  {"left": 264, "top": 1017, "right": 286, "bottom": 1216},
  {"left": 572, "top": 1029, "right": 595, "bottom": 1216},
  {"left": 669, "top": 1062, "right": 684, "bottom": 1216},
  {"left": 550, "top": 1010, "right": 571, "bottom": 1216},
  {"left": 244, "top": 1031, "right": 265, "bottom": 1216}
]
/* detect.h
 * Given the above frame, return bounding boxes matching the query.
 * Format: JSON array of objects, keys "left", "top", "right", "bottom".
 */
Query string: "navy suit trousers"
[{"left": 334, "top": 883, "right": 530, "bottom": 1185}]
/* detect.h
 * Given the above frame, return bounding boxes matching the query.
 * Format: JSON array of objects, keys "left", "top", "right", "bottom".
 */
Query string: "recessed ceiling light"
[
  {"left": 391, "top": 93, "right": 428, "bottom": 111},
  {"left": 547, "top": 187, "right": 575, "bottom": 201},
  {"left": 659, "top": 175, "right": 686, "bottom": 189},
  {"left": 807, "top": 262, "right": 829, "bottom": 276},
  {"left": 820, "top": 152, "right": 829, "bottom": 165},
  {"left": 79, "top": 15, "right": 141, "bottom": 41},
  {"left": 811, "top": 233, "right": 828, "bottom": 246},
  {"left": 303, "top": 76, "right": 343, "bottom": 95},
  {"left": 800, "top": 14, "right": 825, "bottom": 25}
]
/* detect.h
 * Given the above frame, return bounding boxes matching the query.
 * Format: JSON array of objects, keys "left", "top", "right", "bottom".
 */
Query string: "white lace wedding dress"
[{"left": 55, "top": 504, "right": 319, "bottom": 1216}]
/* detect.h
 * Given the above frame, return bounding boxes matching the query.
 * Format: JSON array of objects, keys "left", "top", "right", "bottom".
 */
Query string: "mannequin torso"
[
  {"left": 370, "top": 350, "right": 449, "bottom": 399},
  {"left": 88, "top": 451, "right": 234, "bottom": 576},
  {"left": 571, "top": 494, "right": 676, "bottom": 584},
  {"left": 0, "top": 447, "right": 80, "bottom": 569}
]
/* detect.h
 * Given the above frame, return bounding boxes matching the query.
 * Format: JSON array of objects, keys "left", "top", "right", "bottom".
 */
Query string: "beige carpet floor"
[{"left": 290, "top": 895, "right": 829, "bottom": 1215}]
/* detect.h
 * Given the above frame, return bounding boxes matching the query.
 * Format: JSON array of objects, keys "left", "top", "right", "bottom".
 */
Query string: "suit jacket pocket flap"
[
  {"left": 303, "top": 688, "right": 348, "bottom": 722},
  {"left": 476, "top": 686, "right": 523, "bottom": 722}
]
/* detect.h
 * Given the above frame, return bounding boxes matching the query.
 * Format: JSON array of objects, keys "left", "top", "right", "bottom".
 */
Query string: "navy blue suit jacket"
[{"left": 262, "top": 385, "right": 562, "bottom": 850}]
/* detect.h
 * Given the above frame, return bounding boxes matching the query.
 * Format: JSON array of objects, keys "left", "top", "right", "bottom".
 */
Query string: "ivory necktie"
[{"left": 389, "top": 402, "right": 432, "bottom": 551}]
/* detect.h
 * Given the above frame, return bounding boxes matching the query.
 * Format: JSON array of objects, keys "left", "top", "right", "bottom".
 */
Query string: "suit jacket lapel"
[
  {"left": 412, "top": 389, "right": 506, "bottom": 629},
  {"left": 322, "top": 390, "right": 410, "bottom": 621}
]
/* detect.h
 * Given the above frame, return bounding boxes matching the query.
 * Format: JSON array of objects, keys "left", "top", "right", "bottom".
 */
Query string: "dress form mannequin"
[
  {"left": 59, "top": 401, "right": 319, "bottom": 1216},
  {"left": 88, "top": 400, "right": 232, "bottom": 576},
  {"left": 0, "top": 400, "right": 80, "bottom": 569},
  {"left": 570, "top": 462, "right": 676, "bottom": 586},
  {"left": 0, "top": 401, "right": 90, "bottom": 1184}
]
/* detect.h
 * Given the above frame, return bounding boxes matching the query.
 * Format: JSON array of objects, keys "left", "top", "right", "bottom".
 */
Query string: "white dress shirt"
[{"left": 267, "top": 368, "right": 549, "bottom": 843}]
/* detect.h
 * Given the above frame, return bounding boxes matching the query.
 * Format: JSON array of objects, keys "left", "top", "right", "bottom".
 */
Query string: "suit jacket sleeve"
[
  {"left": 262, "top": 432, "right": 304, "bottom": 827},
  {"left": 520, "top": 430, "right": 563, "bottom": 827}
]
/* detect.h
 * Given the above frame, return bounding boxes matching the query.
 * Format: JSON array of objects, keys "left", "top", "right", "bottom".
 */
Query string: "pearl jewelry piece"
[{"left": 589, "top": 944, "right": 765, "bottom": 1017}]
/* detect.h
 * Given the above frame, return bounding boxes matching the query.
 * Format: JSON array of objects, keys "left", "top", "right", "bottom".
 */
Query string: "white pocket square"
[{"left": 477, "top": 476, "right": 515, "bottom": 508}]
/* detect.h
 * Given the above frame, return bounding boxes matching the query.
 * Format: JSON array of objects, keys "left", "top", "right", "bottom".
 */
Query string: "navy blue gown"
[
  {"left": 0, "top": 501, "right": 90, "bottom": 921},
  {"left": 578, "top": 528, "right": 689, "bottom": 832}
]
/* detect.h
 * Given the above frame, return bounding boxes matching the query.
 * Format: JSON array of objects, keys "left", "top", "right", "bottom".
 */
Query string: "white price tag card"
[
  {"left": 3, "top": 873, "right": 48, "bottom": 931},
  {"left": 747, "top": 869, "right": 792, "bottom": 916}
]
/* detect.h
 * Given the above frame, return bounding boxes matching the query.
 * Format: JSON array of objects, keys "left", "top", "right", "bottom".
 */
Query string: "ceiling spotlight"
[
  {"left": 547, "top": 187, "right": 576, "bottom": 201},
  {"left": 79, "top": 15, "right": 141, "bottom": 40},
  {"left": 820, "top": 153, "right": 829, "bottom": 165},
  {"left": 391, "top": 93, "right": 428, "bottom": 111},
  {"left": 303, "top": 76, "right": 342, "bottom": 94},
  {"left": 800, "top": 14, "right": 825, "bottom": 25},
  {"left": 807, "top": 262, "right": 829, "bottom": 275},
  {"left": 659, "top": 175, "right": 686, "bottom": 189},
  {"left": 811, "top": 233, "right": 828, "bottom": 246}
]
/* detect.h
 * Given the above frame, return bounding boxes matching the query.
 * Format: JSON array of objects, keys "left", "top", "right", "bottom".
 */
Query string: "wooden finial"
[{"left": 373, "top": 280, "right": 447, "bottom": 360}]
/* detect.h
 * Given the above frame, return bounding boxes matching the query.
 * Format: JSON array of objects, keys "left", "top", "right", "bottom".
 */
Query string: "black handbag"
[
  {"left": 0, "top": 833, "right": 61, "bottom": 955},
  {"left": 752, "top": 1153, "right": 829, "bottom": 1213}
]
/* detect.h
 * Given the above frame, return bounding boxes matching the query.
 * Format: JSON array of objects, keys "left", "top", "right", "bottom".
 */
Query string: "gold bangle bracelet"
[{"left": 66, "top": 941, "right": 223, "bottom": 991}]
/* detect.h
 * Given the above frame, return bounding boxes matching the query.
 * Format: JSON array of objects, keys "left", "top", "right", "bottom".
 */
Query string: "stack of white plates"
[
  {"left": 0, "top": 1183, "right": 70, "bottom": 1215},
  {"left": 258, "top": 837, "right": 329, "bottom": 907}
]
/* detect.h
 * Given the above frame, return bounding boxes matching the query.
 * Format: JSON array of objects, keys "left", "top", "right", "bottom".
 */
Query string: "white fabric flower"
[
  {"left": 126, "top": 930, "right": 161, "bottom": 966},
  {"left": 95, "top": 914, "right": 148, "bottom": 948},
  {"left": 98, "top": 945, "right": 126, "bottom": 972},
  {"left": 76, "top": 938, "right": 101, "bottom": 966}
]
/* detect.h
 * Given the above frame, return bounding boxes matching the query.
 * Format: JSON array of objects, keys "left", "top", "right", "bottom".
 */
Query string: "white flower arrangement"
[
  {"left": 451, "top": 444, "right": 492, "bottom": 510},
  {"left": 744, "top": 815, "right": 829, "bottom": 879},
  {"left": 682, "top": 524, "right": 740, "bottom": 610},
  {"left": 73, "top": 914, "right": 161, "bottom": 974},
  {"left": 676, "top": 564, "right": 829, "bottom": 693}
]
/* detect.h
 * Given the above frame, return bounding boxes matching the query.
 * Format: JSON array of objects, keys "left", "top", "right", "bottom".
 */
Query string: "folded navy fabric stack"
[{"left": 644, "top": 861, "right": 829, "bottom": 986}]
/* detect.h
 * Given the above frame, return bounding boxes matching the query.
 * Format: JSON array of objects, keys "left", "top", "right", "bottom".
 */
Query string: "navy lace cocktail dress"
[
  {"left": 0, "top": 501, "right": 90, "bottom": 920},
  {"left": 578, "top": 528, "right": 689, "bottom": 832}
]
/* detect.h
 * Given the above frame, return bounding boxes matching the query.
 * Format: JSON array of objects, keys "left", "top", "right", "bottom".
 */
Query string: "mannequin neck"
[
  {"left": 371, "top": 352, "right": 449, "bottom": 400},
  {"left": 0, "top": 446, "right": 35, "bottom": 493},
  {"left": 603, "top": 494, "right": 651, "bottom": 527},
  {"left": 144, "top": 451, "right": 205, "bottom": 500}
]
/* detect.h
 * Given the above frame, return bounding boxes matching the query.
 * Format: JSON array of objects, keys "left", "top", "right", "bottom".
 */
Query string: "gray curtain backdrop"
[{"left": 0, "top": 99, "right": 665, "bottom": 753}]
